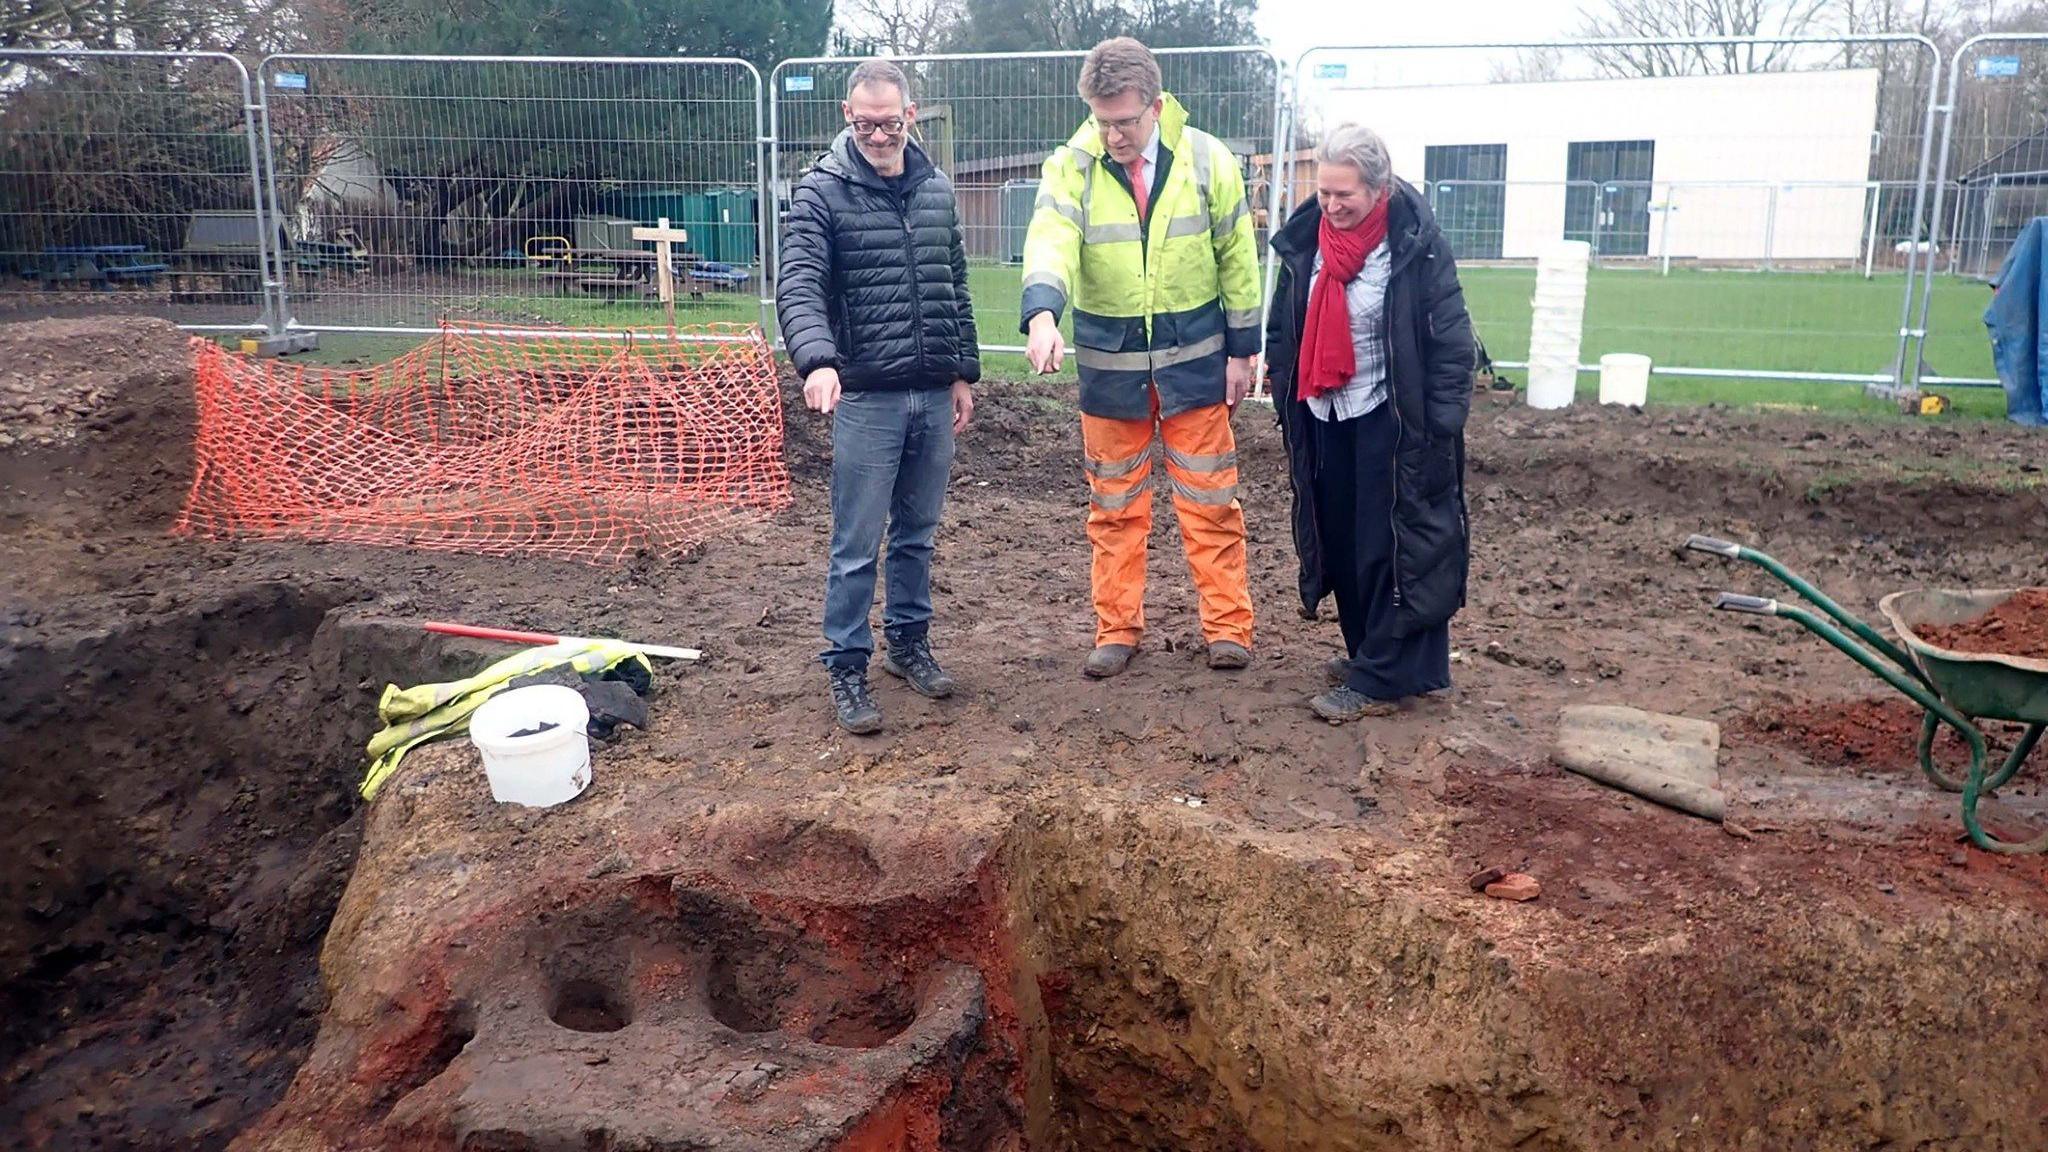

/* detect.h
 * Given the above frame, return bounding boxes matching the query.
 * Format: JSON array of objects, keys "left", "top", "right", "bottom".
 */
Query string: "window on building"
[
  {"left": 1424, "top": 144, "right": 1507, "bottom": 260},
  {"left": 1565, "top": 140, "right": 1655, "bottom": 258}
]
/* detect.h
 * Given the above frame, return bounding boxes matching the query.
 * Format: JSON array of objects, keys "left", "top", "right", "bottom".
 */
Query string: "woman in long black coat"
[{"left": 1264, "top": 123, "right": 1474, "bottom": 722}]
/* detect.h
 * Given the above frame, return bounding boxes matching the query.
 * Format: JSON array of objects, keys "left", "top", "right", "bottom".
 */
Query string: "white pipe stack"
[{"left": 1526, "top": 240, "right": 1591, "bottom": 410}]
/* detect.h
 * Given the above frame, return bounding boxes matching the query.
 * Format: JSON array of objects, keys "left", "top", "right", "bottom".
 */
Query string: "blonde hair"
[{"left": 1078, "top": 37, "right": 1162, "bottom": 106}]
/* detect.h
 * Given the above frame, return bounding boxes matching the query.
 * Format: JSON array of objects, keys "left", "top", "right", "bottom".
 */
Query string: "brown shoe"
[
  {"left": 1206, "top": 641, "right": 1251, "bottom": 670},
  {"left": 1083, "top": 643, "right": 1136, "bottom": 679}
]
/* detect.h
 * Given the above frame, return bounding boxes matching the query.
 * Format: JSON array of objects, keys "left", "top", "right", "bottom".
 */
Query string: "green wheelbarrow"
[{"left": 1686, "top": 535, "right": 2048, "bottom": 854}]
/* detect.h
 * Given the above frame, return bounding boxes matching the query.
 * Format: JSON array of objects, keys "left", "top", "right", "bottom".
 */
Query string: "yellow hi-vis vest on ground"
[{"left": 1021, "top": 92, "right": 1263, "bottom": 421}]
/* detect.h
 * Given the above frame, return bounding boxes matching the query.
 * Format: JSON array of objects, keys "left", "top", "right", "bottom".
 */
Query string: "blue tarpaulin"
[{"left": 1984, "top": 216, "right": 2048, "bottom": 426}]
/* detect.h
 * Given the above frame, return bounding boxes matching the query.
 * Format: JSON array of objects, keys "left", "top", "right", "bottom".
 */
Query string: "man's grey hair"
[
  {"left": 1316, "top": 124, "right": 1392, "bottom": 193},
  {"left": 846, "top": 58, "right": 912, "bottom": 104}
]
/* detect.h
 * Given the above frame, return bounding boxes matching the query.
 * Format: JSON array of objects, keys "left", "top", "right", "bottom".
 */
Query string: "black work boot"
[
  {"left": 881, "top": 635, "right": 957, "bottom": 699},
  {"left": 1310, "top": 685, "right": 1402, "bottom": 724},
  {"left": 1083, "top": 643, "right": 1136, "bottom": 679},
  {"left": 828, "top": 666, "right": 883, "bottom": 734}
]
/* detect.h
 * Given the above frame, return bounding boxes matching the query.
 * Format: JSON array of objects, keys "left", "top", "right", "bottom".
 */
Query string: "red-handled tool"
[{"left": 424, "top": 620, "right": 700, "bottom": 662}]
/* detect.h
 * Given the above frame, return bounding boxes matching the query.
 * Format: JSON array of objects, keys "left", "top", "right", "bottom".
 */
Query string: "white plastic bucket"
[
  {"left": 1526, "top": 362, "right": 1578, "bottom": 410},
  {"left": 1528, "top": 238, "right": 1589, "bottom": 413},
  {"left": 1599, "top": 353, "right": 1652, "bottom": 406},
  {"left": 1541, "top": 239, "right": 1593, "bottom": 267},
  {"left": 469, "top": 684, "right": 591, "bottom": 807}
]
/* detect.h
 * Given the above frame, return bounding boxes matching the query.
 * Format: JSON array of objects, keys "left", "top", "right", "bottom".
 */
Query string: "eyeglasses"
[
  {"left": 1097, "top": 112, "right": 1150, "bottom": 137},
  {"left": 851, "top": 118, "right": 907, "bottom": 138}
]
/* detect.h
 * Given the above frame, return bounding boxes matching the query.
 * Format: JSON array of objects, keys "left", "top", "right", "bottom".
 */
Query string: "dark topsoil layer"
[{"left": 3, "top": 315, "right": 2048, "bottom": 1149}]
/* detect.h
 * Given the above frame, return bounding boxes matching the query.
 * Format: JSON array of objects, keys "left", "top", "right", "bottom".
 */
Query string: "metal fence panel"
[
  {"left": 256, "top": 55, "right": 766, "bottom": 337},
  {"left": 1918, "top": 34, "right": 2048, "bottom": 386},
  {"left": 1292, "top": 37, "right": 1942, "bottom": 387},
  {"left": 767, "top": 47, "right": 1284, "bottom": 354},
  {"left": 0, "top": 50, "right": 276, "bottom": 332},
  {"left": 0, "top": 43, "right": 1971, "bottom": 390}
]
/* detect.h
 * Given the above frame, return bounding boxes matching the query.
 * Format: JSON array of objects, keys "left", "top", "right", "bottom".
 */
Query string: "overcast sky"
[{"left": 1257, "top": 0, "right": 1585, "bottom": 68}]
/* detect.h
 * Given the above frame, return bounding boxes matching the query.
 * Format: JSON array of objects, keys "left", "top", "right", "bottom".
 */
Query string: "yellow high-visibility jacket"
[{"left": 1021, "top": 92, "right": 1262, "bottom": 420}]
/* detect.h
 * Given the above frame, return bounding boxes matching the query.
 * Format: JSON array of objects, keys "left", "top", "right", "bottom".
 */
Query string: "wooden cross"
[{"left": 630, "top": 216, "right": 690, "bottom": 328}]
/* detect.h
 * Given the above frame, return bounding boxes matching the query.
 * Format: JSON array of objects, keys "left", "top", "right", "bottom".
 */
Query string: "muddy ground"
[{"left": 2, "top": 314, "right": 2047, "bottom": 1150}]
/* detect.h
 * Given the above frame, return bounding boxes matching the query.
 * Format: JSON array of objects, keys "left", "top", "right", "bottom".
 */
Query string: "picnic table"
[
  {"left": 25, "top": 245, "right": 169, "bottom": 289},
  {"left": 529, "top": 246, "right": 748, "bottom": 300}
]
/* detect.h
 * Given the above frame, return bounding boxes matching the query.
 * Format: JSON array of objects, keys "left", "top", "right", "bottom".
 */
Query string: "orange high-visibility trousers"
[{"left": 1079, "top": 398, "right": 1254, "bottom": 649}]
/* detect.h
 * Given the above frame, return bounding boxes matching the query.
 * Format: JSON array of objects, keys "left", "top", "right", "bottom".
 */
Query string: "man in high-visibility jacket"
[{"left": 1023, "top": 36, "right": 1261, "bottom": 679}]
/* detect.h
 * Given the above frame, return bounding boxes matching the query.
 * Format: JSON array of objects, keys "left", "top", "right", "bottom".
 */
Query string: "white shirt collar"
[{"left": 1139, "top": 124, "right": 1161, "bottom": 170}]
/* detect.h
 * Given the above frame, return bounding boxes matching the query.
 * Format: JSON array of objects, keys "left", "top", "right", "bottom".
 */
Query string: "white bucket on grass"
[
  {"left": 470, "top": 684, "right": 591, "bottom": 807},
  {"left": 1599, "top": 353, "right": 1652, "bottom": 406}
]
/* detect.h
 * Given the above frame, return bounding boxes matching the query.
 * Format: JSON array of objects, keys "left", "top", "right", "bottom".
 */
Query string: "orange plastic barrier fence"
[{"left": 177, "top": 323, "right": 791, "bottom": 562}]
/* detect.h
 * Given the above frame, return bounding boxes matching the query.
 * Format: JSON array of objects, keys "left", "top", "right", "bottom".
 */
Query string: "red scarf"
[{"left": 1297, "top": 198, "right": 1389, "bottom": 401}]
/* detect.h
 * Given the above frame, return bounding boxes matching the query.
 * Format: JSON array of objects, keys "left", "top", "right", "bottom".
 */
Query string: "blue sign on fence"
[
  {"left": 1314, "top": 63, "right": 1348, "bottom": 80},
  {"left": 784, "top": 75, "right": 815, "bottom": 92},
  {"left": 1978, "top": 56, "right": 2022, "bottom": 78},
  {"left": 273, "top": 71, "right": 309, "bottom": 91}
]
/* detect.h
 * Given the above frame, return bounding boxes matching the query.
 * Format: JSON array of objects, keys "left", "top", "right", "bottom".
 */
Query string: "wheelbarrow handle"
[
  {"left": 1714, "top": 592, "right": 1779, "bottom": 615},
  {"left": 1684, "top": 530, "right": 1931, "bottom": 689}
]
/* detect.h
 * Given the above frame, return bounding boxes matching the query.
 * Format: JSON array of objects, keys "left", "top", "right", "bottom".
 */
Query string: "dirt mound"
[
  {"left": 777, "top": 369, "right": 1074, "bottom": 491},
  {"left": 1918, "top": 588, "right": 2048, "bottom": 660},
  {"left": 0, "top": 316, "right": 195, "bottom": 535}
]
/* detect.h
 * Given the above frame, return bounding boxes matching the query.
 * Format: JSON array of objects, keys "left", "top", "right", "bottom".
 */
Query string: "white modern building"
[{"left": 1292, "top": 69, "right": 1883, "bottom": 264}]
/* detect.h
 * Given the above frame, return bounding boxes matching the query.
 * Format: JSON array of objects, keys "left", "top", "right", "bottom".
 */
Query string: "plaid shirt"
[{"left": 1305, "top": 240, "right": 1392, "bottom": 422}]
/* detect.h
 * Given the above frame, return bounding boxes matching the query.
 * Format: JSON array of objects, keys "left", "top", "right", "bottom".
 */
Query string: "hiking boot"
[
  {"left": 827, "top": 667, "right": 883, "bottom": 734},
  {"left": 1083, "top": 643, "right": 1136, "bottom": 679},
  {"left": 1310, "top": 685, "right": 1402, "bottom": 724},
  {"left": 1324, "top": 656, "right": 1352, "bottom": 686},
  {"left": 881, "top": 636, "right": 957, "bottom": 699},
  {"left": 1207, "top": 640, "right": 1251, "bottom": 670}
]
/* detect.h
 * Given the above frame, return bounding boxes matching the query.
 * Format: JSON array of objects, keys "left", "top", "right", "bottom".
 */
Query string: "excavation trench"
[
  {"left": 0, "top": 587, "right": 524, "bottom": 1149},
  {"left": 6, "top": 314, "right": 2048, "bottom": 1148},
  {"left": 8, "top": 592, "right": 2048, "bottom": 1152}
]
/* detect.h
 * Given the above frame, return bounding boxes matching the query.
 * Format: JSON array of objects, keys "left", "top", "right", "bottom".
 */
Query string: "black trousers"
[{"left": 1311, "top": 402, "right": 1453, "bottom": 701}]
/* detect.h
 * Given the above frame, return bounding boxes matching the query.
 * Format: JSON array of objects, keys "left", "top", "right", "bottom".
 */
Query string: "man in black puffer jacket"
[{"left": 777, "top": 58, "right": 980, "bottom": 735}]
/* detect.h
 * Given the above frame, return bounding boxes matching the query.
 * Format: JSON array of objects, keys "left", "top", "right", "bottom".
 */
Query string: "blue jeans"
[{"left": 822, "top": 388, "right": 956, "bottom": 671}]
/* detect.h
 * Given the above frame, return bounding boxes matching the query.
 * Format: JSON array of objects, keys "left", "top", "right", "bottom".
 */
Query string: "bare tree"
[
  {"left": 1576, "top": 0, "right": 1838, "bottom": 75},
  {"left": 838, "top": 0, "right": 965, "bottom": 57},
  {"left": 1489, "top": 47, "right": 1568, "bottom": 83}
]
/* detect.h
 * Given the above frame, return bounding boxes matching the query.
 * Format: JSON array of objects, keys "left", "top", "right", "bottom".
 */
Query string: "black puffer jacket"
[
  {"left": 776, "top": 131, "right": 980, "bottom": 391},
  {"left": 1266, "top": 180, "right": 1474, "bottom": 636}
]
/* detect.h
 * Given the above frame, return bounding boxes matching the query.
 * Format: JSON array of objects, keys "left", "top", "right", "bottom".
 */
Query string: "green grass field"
[
  {"left": 1457, "top": 266, "right": 1995, "bottom": 376},
  {"left": 274, "top": 263, "right": 2015, "bottom": 419}
]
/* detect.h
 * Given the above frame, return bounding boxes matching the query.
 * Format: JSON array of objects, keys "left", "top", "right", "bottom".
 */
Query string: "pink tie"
[{"left": 1126, "top": 158, "right": 1149, "bottom": 222}]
